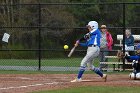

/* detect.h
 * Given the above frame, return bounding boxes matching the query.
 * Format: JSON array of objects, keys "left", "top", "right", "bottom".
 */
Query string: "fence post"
[
  {"left": 38, "top": 3, "right": 41, "bottom": 71},
  {"left": 122, "top": 3, "right": 126, "bottom": 71}
]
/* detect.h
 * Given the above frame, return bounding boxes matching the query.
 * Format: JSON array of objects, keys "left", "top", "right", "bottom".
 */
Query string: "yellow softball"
[{"left": 64, "top": 45, "right": 69, "bottom": 49}]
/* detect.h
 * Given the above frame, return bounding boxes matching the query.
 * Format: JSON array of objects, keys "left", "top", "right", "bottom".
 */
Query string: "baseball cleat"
[
  {"left": 70, "top": 78, "right": 82, "bottom": 82},
  {"left": 102, "top": 74, "right": 107, "bottom": 82}
]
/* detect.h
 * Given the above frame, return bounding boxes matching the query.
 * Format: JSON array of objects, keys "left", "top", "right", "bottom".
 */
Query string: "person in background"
[
  {"left": 99, "top": 25, "right": 113, "bottom": 71},
  {"left": 125, "top": 28, "right": 135, "bottom": 56}
]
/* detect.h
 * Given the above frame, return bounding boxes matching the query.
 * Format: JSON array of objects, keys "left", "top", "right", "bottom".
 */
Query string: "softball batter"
[{"left": 71, "top": 21, "right": 107, "bottom": 82}]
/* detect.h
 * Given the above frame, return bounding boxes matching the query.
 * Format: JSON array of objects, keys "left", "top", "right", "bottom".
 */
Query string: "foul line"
[{"left": 0, "top": 82, "right": 60, "bottom": 90}]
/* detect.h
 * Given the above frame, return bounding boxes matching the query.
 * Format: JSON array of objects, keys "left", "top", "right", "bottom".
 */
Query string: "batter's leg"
[
  {"left": 77, "top": 66, "right": 86, "bottom": 79},
  {"left": 87, "top": 61, "right": 103, "bottom": 77},
  {"left": 77, "top": 47, "right": 96, "bottom": 79}
]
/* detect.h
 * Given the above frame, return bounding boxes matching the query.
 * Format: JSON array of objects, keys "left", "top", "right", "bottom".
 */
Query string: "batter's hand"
[{"left": 74, "top": 40, "right": 79, "bottom": 47}]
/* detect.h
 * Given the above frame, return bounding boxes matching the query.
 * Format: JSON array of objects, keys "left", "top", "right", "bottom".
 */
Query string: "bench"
[
  {"left": 101, "top": 56, "right": 133, "bottom": 71},
  {"left": 100, "top": 35, "right": 140, "bottom": 71},
  {"left": 102, "top": 68, "right": 133, "bottom": 71}
]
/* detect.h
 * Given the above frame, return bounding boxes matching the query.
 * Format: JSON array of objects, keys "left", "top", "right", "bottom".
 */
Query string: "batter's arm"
[
  {"left": 76, "top": 35, "right": 88, "bottom": 47},
  {"left": 78, "top": 32, "right": 92, "bottom": 42}
]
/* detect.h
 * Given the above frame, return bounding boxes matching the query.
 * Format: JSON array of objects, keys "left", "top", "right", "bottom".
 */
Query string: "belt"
[{"left": 88, "top": 45, "right": 96, "bottom": 47}]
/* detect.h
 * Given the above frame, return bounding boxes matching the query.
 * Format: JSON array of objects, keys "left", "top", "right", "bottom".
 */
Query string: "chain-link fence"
[{"left": 0, "top": 3, "right": 139, "bottom": 71}]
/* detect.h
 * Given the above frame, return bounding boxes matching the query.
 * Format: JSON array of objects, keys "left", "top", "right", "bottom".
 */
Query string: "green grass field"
[
  {"left": 0, "top": 58, "right": 82, "bottom": 66},
  {"left": 0, "top": 58, "right": 84, "bottom": 66},
  {"left": 33, "top": 86, "right": 140, "bottom": 93},
  {"left": 0, "top": 70, "right": 131, "bottom": 74},
  {"left": 0, "top": 57, "right": 118, "bottom": 67}
]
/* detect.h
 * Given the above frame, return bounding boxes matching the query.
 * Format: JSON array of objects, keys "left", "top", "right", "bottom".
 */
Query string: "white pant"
[{"left": 80, "top": 46, "right": 100, "bottom": 70}]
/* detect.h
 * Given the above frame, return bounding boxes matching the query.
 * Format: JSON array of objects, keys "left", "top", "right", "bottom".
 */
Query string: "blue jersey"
[{"left": 79, "top": 29, "right": 101, "bottom": 47}]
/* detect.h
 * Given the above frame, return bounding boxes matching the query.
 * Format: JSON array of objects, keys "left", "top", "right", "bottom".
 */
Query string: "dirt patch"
[{"left": 0, "top": 74, "right": 140, "bottom": 93}]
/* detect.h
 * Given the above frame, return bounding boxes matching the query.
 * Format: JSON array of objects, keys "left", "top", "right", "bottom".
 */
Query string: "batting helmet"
[{"left": 87, "top": 21, "right": 98, "bottom": 29}]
